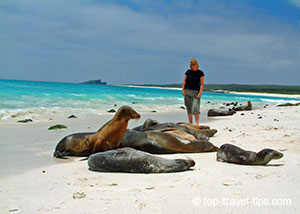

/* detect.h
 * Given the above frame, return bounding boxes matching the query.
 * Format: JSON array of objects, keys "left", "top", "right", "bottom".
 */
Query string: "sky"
[{"left": 0, "top": 0, "right": 300, "bottom": 85}]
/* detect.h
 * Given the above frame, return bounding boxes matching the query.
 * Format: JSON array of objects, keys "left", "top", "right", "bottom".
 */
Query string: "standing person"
[{"left": 182, "top": 58, "right": 205, "bottom": 125}]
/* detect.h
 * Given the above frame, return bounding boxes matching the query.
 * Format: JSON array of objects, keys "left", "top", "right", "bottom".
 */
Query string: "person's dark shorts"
[{"left": 184, "top": 89, "right": 200, "bottom": 114}]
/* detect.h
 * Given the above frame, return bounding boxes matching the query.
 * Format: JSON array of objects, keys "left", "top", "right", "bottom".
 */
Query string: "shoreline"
[
  {"left": 228, "top": 91, "right": 300, "bottom": 99},
  {"left": 118, "top": 84, "right": 300, "bottom": 99},
  {"left": 117, "top": 84, "right": 182, "bottom": 90}
]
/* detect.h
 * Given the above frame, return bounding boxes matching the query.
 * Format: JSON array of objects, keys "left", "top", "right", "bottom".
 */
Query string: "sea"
[{"left": 1, "top": 79, "right": 299, "bottom": 122}]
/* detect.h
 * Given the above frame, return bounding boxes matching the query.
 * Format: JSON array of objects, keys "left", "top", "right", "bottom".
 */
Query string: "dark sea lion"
[
  {"left": 120, "top": 130, "right": 218, "bottom": 154},
  {"left": 132, "top": 118, "right": 159, "bottom": 131},
  {"left": 233, "top": 101, "right": 252, "bottom": 111},
  {"left": 207, "top": 109, "right": 236, "bottom": 117},
  {"left": 216, "top": 144, "right": 284, "bottom": 165},
  {"left": 277, "top": 102, "right": 300, "bottom": 107},
  {"left": 88, "top": 147, "right": 195, "bottom": 173},
  {"left": 53, "top": 106, "right": 141, "bottom": 158}
]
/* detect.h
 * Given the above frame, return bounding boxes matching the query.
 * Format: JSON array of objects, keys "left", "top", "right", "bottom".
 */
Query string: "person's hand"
[
  {"left": 196, "top": 93, "right": 201, "bottom": 99},
  {"left": 182, "top": 90, "right": 185, "bottom": 96}
]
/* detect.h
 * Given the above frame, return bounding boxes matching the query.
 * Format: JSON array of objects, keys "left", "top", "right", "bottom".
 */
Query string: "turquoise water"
[{"left": 0, "top": 79, "right": 299, "bottom": 121}]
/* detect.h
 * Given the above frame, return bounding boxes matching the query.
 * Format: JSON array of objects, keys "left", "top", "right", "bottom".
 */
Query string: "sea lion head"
[
  {"left": 142, "top": 119, "right": 159, "bottom": 129},
  {"left": 175, "top": 158, "right": 195, "bottom": 168},
  {"left": 256, "top": 149, "right": 284, "bottom": 164},
  {"left": 116, "top": 106, "right": 141, "bottom": 121}
]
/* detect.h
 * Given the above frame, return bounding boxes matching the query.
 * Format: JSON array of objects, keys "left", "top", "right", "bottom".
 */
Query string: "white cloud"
[{"left": 0, "top": 0, "right": 300, "bottom": 84}]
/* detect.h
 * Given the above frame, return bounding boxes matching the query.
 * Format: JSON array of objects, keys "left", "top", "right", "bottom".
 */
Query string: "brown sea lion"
[
  {"left": 53, "top": 106, "right": 140, "bottom": 158},
  {"left": 88, "top": 147, "right": 195, "bottom": 173},
  {"left": 133, "top": 119, "right": 212, "bottom": 139},
  {"left": 176, "top": 123, "right": 217, "bottom": 137},
  {"left": 233, "top": 101, "right": 252, "bottom": 111},
  {"left": 217, "top": 144, "right": 284, "bottom": 165},
  {"left": 120, "top": 130, "right": 218, "bottom": 154}
]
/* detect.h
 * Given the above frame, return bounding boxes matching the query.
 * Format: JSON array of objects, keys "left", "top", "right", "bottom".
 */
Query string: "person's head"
[{"left": 190, "top": 58, "right": 199, "bottom": 71}]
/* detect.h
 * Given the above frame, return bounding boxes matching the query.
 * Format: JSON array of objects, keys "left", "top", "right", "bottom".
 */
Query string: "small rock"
[
  {"left": 145, "top": 186, "right": 155, "bottom": 190},
  {"left": 180, "top": 106, "right": 186, "bottom": 110},
  {"left": 67, "top": 115, "right": 77, "bottom": 119},
  {"left": 72, "top": 192, "right": 86, "bottom": 199},
  {"left": 17, "top": 119, "right": 33, "bottom": 123},
  {"left": 107, "top": 109, "right": 116, "bottom": 113},
  {"left": 151, "top": 110, "right": 157, "bottom": 113},
  {"left": 48, "top": 124, "right": 68, "bottom": 130}
]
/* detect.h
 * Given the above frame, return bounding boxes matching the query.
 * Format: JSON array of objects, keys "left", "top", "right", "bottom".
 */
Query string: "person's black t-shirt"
[{"left": 184, "top": 69, "right": 205, "bottom": 91}]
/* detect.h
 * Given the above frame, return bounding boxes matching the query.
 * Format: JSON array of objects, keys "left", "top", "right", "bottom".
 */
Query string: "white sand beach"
[{"left": 1, "top": 105, "right": 300, "bottom": 213}]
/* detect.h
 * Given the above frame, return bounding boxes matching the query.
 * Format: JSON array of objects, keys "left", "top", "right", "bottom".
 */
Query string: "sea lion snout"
[
  {"left": 271, "top": 151, "right": 284, "bottom": 159},
  {"left": 175, "top": 159, "right": 196, "bottom": 168}
]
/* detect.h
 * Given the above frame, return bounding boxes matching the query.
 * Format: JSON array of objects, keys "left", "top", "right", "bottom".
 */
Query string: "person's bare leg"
[
  {"left": 194, "top": 114, "right": 200, "bottom": 125},
  {"left": 188, "top": 114, "right": 193, "bottom": 124}
]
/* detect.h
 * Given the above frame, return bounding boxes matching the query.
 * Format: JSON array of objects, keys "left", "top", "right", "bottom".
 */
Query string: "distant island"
[
  {"left": 80, "top": 79, "right": 107, "bottom": 85},
  {"left": 126, "top": 83, "right": 300, "bottom": 95}
]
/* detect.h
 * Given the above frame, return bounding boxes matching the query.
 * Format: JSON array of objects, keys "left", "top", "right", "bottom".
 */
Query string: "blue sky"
[{"left": 0, "top": 0, "right": 300, "bottom": 85}]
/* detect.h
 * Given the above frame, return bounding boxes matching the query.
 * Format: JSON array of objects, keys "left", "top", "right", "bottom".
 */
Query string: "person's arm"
[
  {"left": 197, "top": 76, "right": 204, "bottom": 99},
  {"left": 182, "top": 75, "right": 187, "bottom": 96}
]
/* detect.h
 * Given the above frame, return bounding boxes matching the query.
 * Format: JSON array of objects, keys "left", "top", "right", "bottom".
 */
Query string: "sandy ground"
[{"left": 1, "top": 105, "right": 300, "bottom": 214}]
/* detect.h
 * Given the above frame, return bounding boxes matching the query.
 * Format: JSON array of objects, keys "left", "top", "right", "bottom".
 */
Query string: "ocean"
[{"left": 0, "top": 79, "right": 299, "bottom": 122}]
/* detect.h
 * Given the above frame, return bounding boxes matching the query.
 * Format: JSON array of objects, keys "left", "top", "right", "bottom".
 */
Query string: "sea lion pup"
[
  {"left": 120, "top": 130, "right": 218, "bottom": 154},
  {"left": 88, "top": 147, "right": 195, "bottom": 173},
  {"left": 53, "top": 106, "right": 141, "bottom": 158},
  {"left": 217, "top": 144, "right": 284, "bottom": 165},
  {"left": 233, "top": 101, "right": 252, "bottom": 111}
]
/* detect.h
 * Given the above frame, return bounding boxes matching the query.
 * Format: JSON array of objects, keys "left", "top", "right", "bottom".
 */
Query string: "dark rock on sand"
[
  {"left": 67, "top": 115, "right": 77, "bottom": 119},
  {"left": 48, "top": 124, "right": 68, "bottom": 130},
  {"left": 17, "top": 119, "right": 33, "bottom": 123},
  {"left": 107, "top": 109, "right": 116, "bottom": 113}
]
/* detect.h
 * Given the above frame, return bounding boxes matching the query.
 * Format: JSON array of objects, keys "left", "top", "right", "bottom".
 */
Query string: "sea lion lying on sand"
[
  {"left": 217, "top": 144, "right": 283, "bottom": 165},
  {"left": 88, "top": 147, "right": 195, "bottom": 173},
  {"left": 53, "top": 106, "right": 140, "bottom": 158},
  {"left": 120, "top": 130, "right": 218, "bottom": 154},
  {"left": 277, "top": 102, "right": 300, "bottom": 107},
  {"left": 207, "top": 109, "right": 236, "bottom": 117}
]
